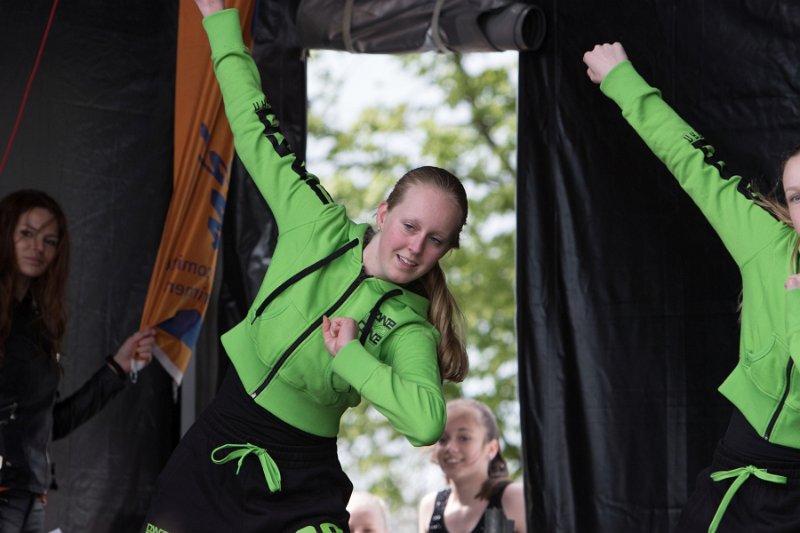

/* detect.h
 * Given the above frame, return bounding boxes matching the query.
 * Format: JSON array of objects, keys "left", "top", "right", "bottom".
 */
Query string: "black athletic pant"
[
  {"left": 676, "top": 410, "right": 800, "bottom": 533},
  {"left": 143, "top": 370, "right": 352, "bottom": 533}
]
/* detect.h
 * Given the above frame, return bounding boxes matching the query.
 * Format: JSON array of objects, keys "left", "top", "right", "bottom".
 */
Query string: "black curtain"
[
  {"left": 0, "top": 1, "right": 178, "bottom": 531},
  {"left": 0, "top": 0, "right": 307, "bottom": 529},
  {"left": 517, "top": 1, "right": 800, "bottom": 531}
]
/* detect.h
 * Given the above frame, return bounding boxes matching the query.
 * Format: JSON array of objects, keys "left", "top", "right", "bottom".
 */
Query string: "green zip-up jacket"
[
  {"left": 601, "top": 61, "right": 800, "bottom": 449},
  {"left": 203, "top": 10, "right": 445, "bottom": 445}
]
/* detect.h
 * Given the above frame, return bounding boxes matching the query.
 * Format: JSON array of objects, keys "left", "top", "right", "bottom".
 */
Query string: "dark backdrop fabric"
[
  {"left": 1, "top": 0, "right": 308, "bottom": 529},
  {"left": 517, "top": 1, "right": 800, "bottom": 531},
  {"left": 0, "top": 1, "right": 178, "bottom": 531}
]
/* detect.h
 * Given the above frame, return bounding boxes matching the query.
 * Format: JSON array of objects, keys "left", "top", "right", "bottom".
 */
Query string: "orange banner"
[{"left": 140, "top": 0, "right": 254, "bottom": 384}]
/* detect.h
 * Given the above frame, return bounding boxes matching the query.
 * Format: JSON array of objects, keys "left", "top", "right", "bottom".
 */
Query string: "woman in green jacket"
[
  {"left": 143, "top": 1, "right": 470, "bottom": 532},
  {"left": 584, "top": 42, "right": 800, "bottom": 533}
]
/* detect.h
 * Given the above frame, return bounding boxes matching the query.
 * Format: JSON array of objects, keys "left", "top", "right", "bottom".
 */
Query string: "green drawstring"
[
  {"left": 707, "top": 464, "right": 787, "bottom": 533},
  {"left": 211, "top": 443, "right": 282, "bottom": 493},
  {"left": 295, "top": 524, "right": 344, "bottom": 533}
]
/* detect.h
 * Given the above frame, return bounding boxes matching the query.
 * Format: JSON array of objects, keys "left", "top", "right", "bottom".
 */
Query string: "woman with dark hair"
[
  {"left": 0, "top": 189, "right": 156, "bottom": 533},
  {"left": 419, "top": 398, "right": 527, "bottom": 533}
]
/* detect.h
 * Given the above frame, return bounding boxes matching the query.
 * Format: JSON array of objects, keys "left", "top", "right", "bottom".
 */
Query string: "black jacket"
[{"left": 0, "top": 294, "right": 126, "bottom": 493}]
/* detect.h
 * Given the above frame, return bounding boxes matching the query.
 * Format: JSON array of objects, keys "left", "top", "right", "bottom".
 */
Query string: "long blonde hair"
[{"left": 385, "top": 166, "right": 468, "bottom": 382}]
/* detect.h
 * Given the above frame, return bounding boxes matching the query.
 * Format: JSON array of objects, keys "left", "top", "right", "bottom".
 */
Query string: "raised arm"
[
  {"left": 197, "top": 1, "right": 336, "bottom": 232},
  {"left": 583, "top": 42, "right": 786, "bottom": 267}
]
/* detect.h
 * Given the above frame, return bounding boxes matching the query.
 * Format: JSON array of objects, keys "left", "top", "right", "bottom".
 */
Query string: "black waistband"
[
  {"left": 721, "top": 409, "right": 800, "bottom": 464},
  {"left": 208, "top": 368, "right": 338, "bottom": 461}
]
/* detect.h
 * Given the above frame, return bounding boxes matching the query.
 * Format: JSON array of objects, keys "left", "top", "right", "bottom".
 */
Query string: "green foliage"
[{"left": 307, "top": 50, "right": 520, "bottom": 526}]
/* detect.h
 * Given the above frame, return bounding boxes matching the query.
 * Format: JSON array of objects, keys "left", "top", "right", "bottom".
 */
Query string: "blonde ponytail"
[{"left": 422, "top": 263, "right": 468, "bottom": 382}]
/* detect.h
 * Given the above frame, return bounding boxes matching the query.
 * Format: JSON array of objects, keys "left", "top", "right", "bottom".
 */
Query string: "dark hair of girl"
[
  {"left": 446, "top": 398, "right": 512, "bottom": 500},
  {"left": 0, "top": 189, "right": 69, "bottom": 366}
]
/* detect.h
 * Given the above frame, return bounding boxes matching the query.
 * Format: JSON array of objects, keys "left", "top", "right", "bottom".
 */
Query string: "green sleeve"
[
  {"left": 202, "top": 9, "right": 334, "bottom": 231},
  {"left": 600, "top": 61, "right": 784, "bottom": 267},
  {"left": 330, "top": 327, "right": 446, "bottom": 446},
  {"left": 787, "top": 288, "right": 800, "bottom": 367}
]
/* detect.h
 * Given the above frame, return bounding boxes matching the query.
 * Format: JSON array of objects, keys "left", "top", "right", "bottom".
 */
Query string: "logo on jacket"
[
  {"left": 359, "top": 312, "right": 397, "bottom": 345},
  {"left": 687, "top": 135, "right": 734, "bottom": 181}
]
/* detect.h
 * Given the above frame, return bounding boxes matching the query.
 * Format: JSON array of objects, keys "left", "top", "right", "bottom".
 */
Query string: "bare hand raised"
[
  {"left": 194, "top": 0, "right": 224, "bottom": 17},
  {"left": 583, "top": 42, "right": 629, "bottom": 84}
]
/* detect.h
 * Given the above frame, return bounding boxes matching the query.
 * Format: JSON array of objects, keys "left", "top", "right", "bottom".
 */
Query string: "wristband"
[{"left": 105, "top": 354, "right": 127, "bottom": 381}]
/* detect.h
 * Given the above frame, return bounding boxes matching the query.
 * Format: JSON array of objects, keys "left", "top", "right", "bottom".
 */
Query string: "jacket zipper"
[
  {"left": 764, "top": 358, "right": 794, "bottom": 441},
  {"left": 250, "top": 270, "right": 370, "bottom": 399},
  {"left": 251, "top": 238, "right": 360, "bottom": 323}
]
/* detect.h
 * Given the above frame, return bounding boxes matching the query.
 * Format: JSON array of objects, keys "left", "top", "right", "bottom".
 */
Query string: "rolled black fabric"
[{"left": 296, "top": 0, "right": 546, "bottom": 53}]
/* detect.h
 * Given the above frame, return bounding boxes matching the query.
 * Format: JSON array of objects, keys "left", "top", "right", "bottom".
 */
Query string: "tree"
[{"left": 307, "top": 50, "right": 521, "bottom": 529}]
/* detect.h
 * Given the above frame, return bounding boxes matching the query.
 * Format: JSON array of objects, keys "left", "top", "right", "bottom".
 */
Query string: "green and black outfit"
[
  {"left": 144, "top": 9, "right": 446, "bottom": 533},
  {"left": 601, "top": 60, "right": 800, "bottom": 533}
]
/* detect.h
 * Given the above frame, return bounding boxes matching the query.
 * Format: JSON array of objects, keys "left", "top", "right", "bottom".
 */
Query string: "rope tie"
[
  {"left": 342, "top": 0, "right": 355, "bottom": 53},
  {"left": 211, "top": 443, "right": 282, "bottom": 493},
  {"left": 707, "top": 464, "right": 787, "bottom": 533},
  {"left": 430, "top": 0, "right": 449, "bottom": 53}
]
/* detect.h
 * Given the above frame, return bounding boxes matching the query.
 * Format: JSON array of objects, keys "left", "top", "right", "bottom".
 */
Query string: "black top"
[
  {"left": 0, "top": 293, "right": 126, "bottom": 493},
  {"left": 428, "top": 483, "right": 510, "bottom": 533}
]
